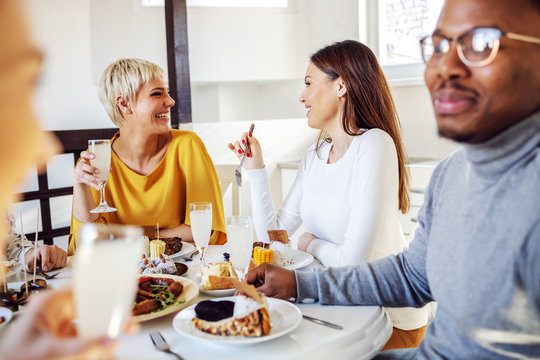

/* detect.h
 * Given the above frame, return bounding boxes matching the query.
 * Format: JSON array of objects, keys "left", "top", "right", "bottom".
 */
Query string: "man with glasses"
[{"left": 246, "top": 0, "right": 540, "bottom": 358}]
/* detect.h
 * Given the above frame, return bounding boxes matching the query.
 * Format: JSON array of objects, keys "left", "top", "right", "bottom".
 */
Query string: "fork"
[
  {"left": 180, "top": 249, "right": 199, "bottom": 262},
  {"left": 35, "top": 266, "right": 60, "bottom": 280},
  {"left": 149, "top": 331, "right": 184, "bottom": 360},
  {"left": 235, "top": 123, "right": 255, "bottom": 187}
]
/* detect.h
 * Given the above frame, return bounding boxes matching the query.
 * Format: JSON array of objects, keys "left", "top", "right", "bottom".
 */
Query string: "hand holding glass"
[
  {"left": 227, "top": 216, "right": 253, "bottom": 281},
  {"left": 190, "top": 202, "right": 212, "bottom": 267},
  {"left": 88, "top": 139, "right": 116, "bottom": 213},
  {"left": 73, "top": 223, "right": 142, "bottom": 339}
]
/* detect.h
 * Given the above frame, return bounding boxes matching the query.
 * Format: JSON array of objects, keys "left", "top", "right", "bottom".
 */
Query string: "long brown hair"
[{"left": 311, "top": 40, "right": 410, "bottom": 213}]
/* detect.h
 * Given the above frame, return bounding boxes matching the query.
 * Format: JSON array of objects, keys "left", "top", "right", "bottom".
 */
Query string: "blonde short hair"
[{"left": 98, "top": 58, "right": 167, "bottom": 126}]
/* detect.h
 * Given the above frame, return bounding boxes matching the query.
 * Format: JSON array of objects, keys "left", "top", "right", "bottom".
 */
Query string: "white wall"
[{"left": 23, "top": 0, "right": 456, "bottom": 160}]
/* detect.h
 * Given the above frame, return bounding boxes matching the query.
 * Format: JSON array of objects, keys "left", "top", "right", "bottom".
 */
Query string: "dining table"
[{"left": 2, "top": 244, "right": 392, "bottom": 360}]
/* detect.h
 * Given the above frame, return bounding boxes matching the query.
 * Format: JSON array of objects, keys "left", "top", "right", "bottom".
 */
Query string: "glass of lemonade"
[
  {"left": 189, "top": 202, "right": 212, "bottom": 267},
  {"left": 73, "top": 223, "right": 142, "bottom": 339},
  {"left": 88, "top": 139, "right": 117, "bottom": 213},
  {"left": 227, "top": 216, "right": 253, "bottom": 281}
]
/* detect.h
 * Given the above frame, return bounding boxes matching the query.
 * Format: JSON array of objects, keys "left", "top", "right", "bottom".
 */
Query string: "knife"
[{"left": 302, "top": 314, "right": 343, "bottom": 330}]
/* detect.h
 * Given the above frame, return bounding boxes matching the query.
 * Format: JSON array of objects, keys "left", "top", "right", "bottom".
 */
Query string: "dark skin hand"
[{"left": 245, "top": 263, "right": 298, "bottom": 300}]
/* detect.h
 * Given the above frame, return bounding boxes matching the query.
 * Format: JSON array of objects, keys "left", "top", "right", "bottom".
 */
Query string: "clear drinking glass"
[
  {"left": 73, "top": 223, "right": 142, "bottom": 339},
  {"left": 189, "top": 202, "right": 212, "bottom": 267},
  {"left": 88, "top": 139, "right": 117, "bottom": 213},
  {"left": 227, "top": 216, "right": 253, "bottom": 281}
]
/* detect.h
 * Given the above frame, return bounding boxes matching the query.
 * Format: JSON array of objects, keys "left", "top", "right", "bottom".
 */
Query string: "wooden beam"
[{"left": 165, "top": 0, "right": 192, "bottom": 126}]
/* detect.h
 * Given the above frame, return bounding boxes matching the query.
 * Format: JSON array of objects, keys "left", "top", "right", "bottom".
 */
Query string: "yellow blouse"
[{"left": 68, "top": 130, "right": 226, "bottom": 254}]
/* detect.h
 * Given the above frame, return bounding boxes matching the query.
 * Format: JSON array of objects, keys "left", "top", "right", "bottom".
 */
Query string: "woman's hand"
[
  {"left": 227, "top": 132, "right": 265, "bottom": 170},
  {"left": 298, "top": 232, "right": 316, "bottom": 252},
  {"left": 25, "top": 245, "right": 68, "bottom": 272},
  {"left": 73, "top": 151, "right": 101, "bottom": 190}
]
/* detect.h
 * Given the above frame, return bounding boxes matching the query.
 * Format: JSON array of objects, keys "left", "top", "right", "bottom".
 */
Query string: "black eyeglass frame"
[{"left": 419, "top": 26, "right": 540, "bottom": 67}]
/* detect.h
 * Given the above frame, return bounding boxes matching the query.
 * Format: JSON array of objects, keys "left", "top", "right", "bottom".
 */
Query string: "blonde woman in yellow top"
[{"left": 69, "top": 58, "right": 226, "bottom": 254}]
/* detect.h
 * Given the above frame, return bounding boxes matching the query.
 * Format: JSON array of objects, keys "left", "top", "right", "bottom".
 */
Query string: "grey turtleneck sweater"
[{"left": 295, "top": 112, "right": 540, "bottom": 359}]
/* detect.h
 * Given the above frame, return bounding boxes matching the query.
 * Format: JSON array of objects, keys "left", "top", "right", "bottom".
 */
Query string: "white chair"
[{"left": 214, "top": 164, "right": 241, "bottom": 218}]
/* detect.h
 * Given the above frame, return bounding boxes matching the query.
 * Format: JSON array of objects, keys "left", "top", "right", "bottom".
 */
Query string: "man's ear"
[
  {"left": 116, "top": 95, "right": 132, "bottom": 114},
  {"left": 336, "top": 78, "right": 347, "bottom": 97}
]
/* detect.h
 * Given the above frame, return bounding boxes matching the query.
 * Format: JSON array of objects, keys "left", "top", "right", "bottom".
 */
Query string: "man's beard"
[{"left": 437, "top": 127, "right": 475, "bottom": 143}]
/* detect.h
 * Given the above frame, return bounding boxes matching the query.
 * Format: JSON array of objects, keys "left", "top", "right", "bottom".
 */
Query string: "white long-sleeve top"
[{"left": 247, "top": 128, "right": 429, "bottom": 330}]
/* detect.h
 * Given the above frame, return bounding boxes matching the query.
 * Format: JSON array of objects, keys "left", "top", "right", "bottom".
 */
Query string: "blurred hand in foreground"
[
  {"left": 0, "top": 287, "right": 122, "bottom": 360},
  {"left": 245, "top": 263, "right": 297, "bottom": 300}
]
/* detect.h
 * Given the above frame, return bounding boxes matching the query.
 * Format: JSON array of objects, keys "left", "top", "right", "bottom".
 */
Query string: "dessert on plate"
[
  {"left": 191, "top": 280, "right": 271, "bottom": 337},
  {"left": 139, "top": 253, "right": 179, "bottom": 275}
]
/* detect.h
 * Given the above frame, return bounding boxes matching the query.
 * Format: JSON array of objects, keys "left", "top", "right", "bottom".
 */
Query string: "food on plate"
[
  {"left": 269, "top": 241, "right": 294, "bottom": 267},
  {"left": 0, "top": 279, "right": 48, "bottom": 312},
  {"left": 253, "top": 246, "right": 273, "bottom": 266},
  {"left": 191, "top": 280, "right": 271, "bottom": 337},
  {"left": 200, "top": 262, "right": 238, "bottom": 290},
  {"left": 150, "top": 239, "right": 166, "bottom": 259},
  {"left": 149, "top": 236, "right": 183, "bottom": 256},
  {"left": 139, "top": 254, "right": 179, "bottom": 275},
  {"left": 132, "top": 276, "right": 185, "bottom": 316},
  {"left": 267, "top": 230, "right": 290, "bottom": 244},
  {"left": 0, "top": 316, "right": 5, "bottom": 324},
  {"left": 252, "top": 230, "right": 294, "bottom": 267}
]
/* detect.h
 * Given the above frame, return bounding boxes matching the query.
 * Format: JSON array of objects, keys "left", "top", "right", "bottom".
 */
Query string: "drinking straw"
[
  {"left": 33, "top": 207, "right": 40, "bottom": 283},
  {"left": 19, "top": 212, "right": 28, "bottom": 296}
]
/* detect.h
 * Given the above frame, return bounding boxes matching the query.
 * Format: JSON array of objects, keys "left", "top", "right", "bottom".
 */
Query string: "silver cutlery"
[
  {"left": 235, "top": 123, "right": 255, "bottom": 187},
  {"left": 180, "top": 249, "right": 199, "bottom": 262},
  {"left": 35, "top": 266, "right": 60, "bottom": 280},
  {"left": 302, "top": 314, "right": 343, "bottom": 330},
  {"left": 149, "top": 331, "right": 184, "bottom": 360}
]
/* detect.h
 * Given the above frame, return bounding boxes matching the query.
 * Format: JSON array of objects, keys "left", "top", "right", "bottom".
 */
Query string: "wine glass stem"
[
  {"left": 98, "top": 182, "right": 106, "bottom": 206},
  {"left": 199, "top": 248, "right": 206, "bottom": 268}
]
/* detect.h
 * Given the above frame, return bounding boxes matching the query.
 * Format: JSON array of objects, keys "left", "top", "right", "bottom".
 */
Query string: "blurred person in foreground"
[
  {"left": 0, "top": 0, "right": 114, "bottom": 358},
  {"left": 246, "top": 0, "right": 540, "bottom": 359},
  {"left": 68, "top": 58, "right": 226, "bottom": 254}
]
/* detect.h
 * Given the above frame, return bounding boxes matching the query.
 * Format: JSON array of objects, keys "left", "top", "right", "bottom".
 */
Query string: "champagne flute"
[
  {"left": 88, "top": 139, "right": 117, "bottom": 213},
  {"left": 73, "top": 223, "right": 142, "bottom": 339},
  {"left": 227, "top": 216, "right": 253, "bottom": 281},
  {"left": 189, "top": 202, "right": 212, "bottom": 268}
]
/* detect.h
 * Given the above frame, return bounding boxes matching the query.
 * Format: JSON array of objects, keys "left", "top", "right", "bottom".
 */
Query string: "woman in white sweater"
[{"left": 229, "top": 40, "right": 428, "bottom": 350}]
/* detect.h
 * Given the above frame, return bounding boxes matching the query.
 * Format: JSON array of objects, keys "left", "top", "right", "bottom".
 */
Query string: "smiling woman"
[{"left": 68, "top": 58, "right": 227, "bottom": 254}]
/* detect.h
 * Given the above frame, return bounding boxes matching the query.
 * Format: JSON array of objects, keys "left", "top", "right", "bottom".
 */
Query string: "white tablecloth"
[{"left": 3, "top": 245, "right": 392, "bottom": 360}]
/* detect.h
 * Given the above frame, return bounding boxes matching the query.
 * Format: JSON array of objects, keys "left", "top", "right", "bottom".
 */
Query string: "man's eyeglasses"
[{"left": 419, "top": 27, "right": 540, "bottom": 67}]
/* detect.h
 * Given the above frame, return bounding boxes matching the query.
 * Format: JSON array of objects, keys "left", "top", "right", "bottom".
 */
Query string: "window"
[{"left": 361, "top": 0, "right": 444, "bottom": 86}]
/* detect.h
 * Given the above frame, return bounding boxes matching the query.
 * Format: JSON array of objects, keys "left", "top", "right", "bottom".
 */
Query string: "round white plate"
[
  {"left": 173, "top": 296, "right": 302, "bottom": 345},
  {"left": 0, "top": 307, "right": 13, "bottom": 332},
  {"left": 169, "top": 242, "right": 196, "bottom": 258},
  {"left": 283, "top": 250, "right": 314, "bottom": 270},
  {"left": 133, "top": 274, "right": 199, "bottom": 322},
  {"left": 199, "top": 286, "right": 236, "bottom": 297}
]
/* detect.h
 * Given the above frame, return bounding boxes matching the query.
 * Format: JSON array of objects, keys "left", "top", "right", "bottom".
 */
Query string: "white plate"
[
  {"left": 199, "top": 286, "right": 236, "bottom": 297},
  {"left": 168, "top": 242, "right": 196, "bottom": 258},
  {"left": 283, "top": 250, "right": 314, "bottom": 270},
  {"left": 133, "top": 274, "right": 199, "bottom": 322},
  {"left": 173, "top": 296, "right": 302, "bottom": 345},
  {"left": 0, "top": 307, "right": 13, "bottom": 332}
]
